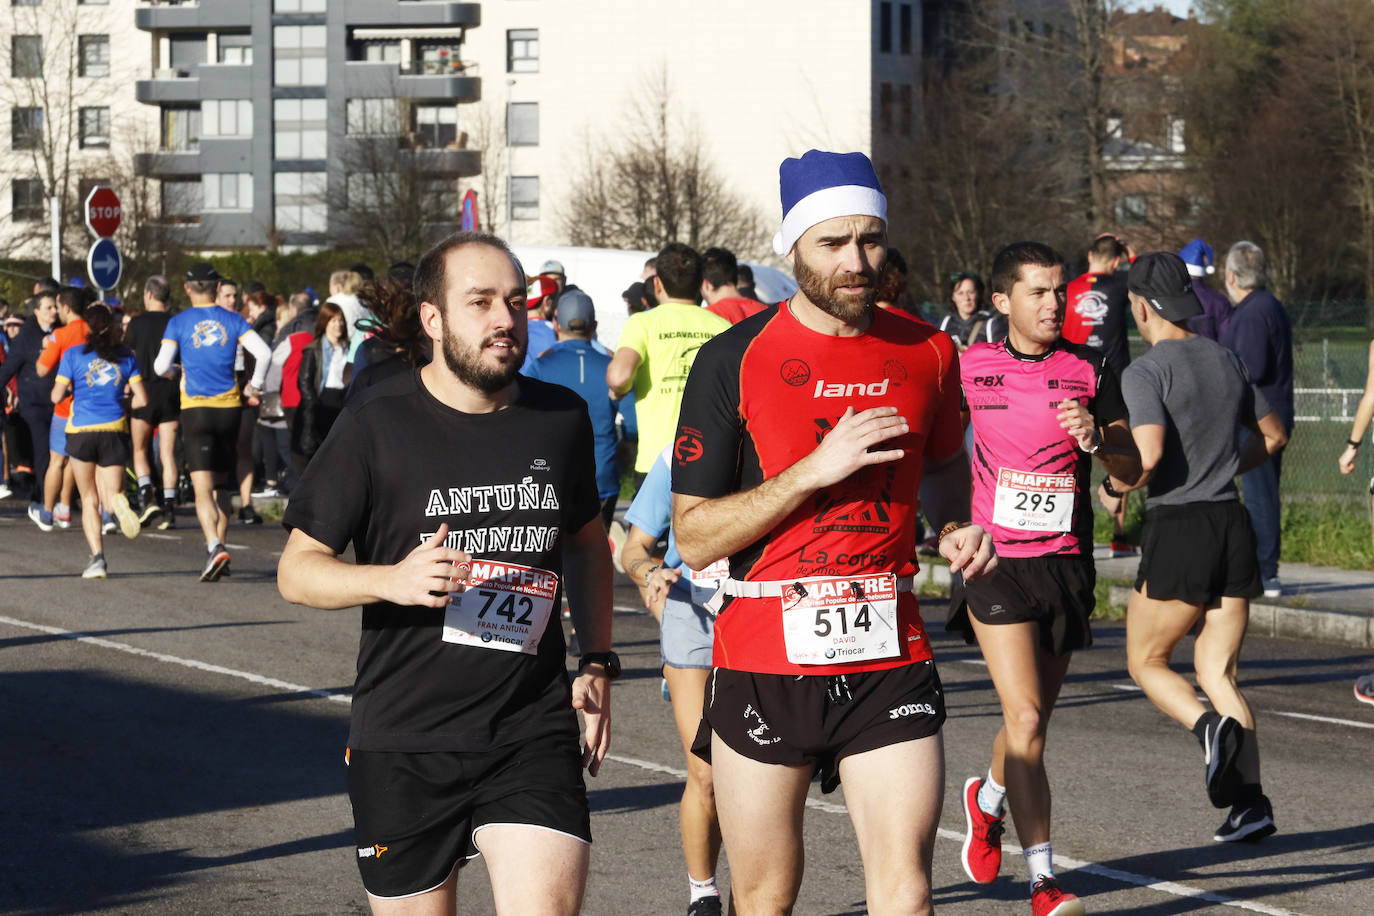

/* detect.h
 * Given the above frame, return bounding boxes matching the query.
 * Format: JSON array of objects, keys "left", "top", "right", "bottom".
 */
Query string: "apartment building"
[{"left": 1, "top": 0, "right": 154, "bottom": 261}]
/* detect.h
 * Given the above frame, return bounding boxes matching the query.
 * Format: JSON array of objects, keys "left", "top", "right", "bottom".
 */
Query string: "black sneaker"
[
  {"left": 238, "top": 505, "right": 263, "bottom": 525},
  {"left": 157, "top": 498, "right": 177, "bottom": 529},
  {"left": 686, "top": 897, "right": 723, "bottom": 916},
  {"left": 137, "top": 484, "right": 162, "bottom": 526},
  {"left": 1202, "top": 714, "right": 1242, "bottom": 808},
  {"left": 1214, "top": 794, "right": 1276, "bottom": 843}
]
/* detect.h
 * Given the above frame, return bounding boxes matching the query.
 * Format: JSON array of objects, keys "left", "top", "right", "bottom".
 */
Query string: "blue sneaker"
[{"left": 27, "top": 502, "right": 53, "bottom": 532}]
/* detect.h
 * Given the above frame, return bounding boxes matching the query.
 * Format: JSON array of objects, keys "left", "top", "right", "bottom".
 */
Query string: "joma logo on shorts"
[
  {"left": 888, "top": 703, "right": 936, "bottom": 719},
  {"left": 357, "top": 844, "right": 389, "bottom": 859}
]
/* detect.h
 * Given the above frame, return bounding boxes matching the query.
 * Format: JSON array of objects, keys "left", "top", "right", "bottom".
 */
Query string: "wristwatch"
[{"left": 578, "top": 651, "right": 621, "bottom": 680}]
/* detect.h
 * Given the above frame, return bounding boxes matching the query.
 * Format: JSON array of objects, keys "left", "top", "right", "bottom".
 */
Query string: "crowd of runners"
[{"left": 2, "top": 144, "right": 1365, "bottom": 916}]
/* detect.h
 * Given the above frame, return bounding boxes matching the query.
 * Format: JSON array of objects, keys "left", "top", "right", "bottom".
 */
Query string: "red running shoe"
[
  {"left": 961, "top": 776, "right": 1004, "bottom": 884},
  {"left": 1031, "top": 875, "right": 1084, "bottom": 916}
]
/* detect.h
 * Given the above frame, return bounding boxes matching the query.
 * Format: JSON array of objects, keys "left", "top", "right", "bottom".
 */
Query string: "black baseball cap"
[
  {"left": 186, "top": 262, "right": 221, "bottom": 283},
  {"left": 1127, "top": 251, "right": 1202, "bottom": 321}
]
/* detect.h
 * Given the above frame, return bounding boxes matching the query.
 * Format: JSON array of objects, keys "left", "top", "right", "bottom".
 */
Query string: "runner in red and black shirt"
[{"left": 671, "top": 150, "right": 996, "bottom": 916}]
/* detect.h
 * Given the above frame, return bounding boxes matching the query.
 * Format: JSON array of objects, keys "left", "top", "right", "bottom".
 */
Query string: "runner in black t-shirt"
[
  {"left": 124, "top": 276, "right": 180, "bottom": 528},
  {"left": 278, "top": 231, "right": 615, "bottom": 915}
]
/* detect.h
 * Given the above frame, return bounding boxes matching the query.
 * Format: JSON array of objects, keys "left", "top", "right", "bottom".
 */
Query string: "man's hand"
[
  {"left": 378, "top": 522, "right": 472, "bottom": 608},
  {"left": 1056, "top": 399, "right": 1098, "bottom": 452},
  {"left": 641, "top": 566, "right": 682, "bottom": 621},
  {"left": 1339, "top": 444, "right": 1358, "bottom": 475},
  {"left": 799, "top": 406, "right": 909, "bottom": 490},
  {"left": 572, "top": 670, "right": 611, "bottom": 776},
  {"left": 940, "top": 523, "right": 997, "bottom": 580}
]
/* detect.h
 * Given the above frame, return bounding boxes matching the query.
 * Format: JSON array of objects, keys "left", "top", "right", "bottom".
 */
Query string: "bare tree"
[
  {"left": 458, "top": 100, "right": 506, "bottom": 233},
  {"left": 558, "top": 73, "right": 770, "bottom": 256}
]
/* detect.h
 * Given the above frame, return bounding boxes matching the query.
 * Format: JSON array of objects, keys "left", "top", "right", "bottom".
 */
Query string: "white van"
[{"left": 509, "top": 244, "right": 797, "bottom": 350}]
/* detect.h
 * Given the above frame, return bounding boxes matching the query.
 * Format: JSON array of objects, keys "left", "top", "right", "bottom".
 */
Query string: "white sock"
[
  {"left": 977, "top": 770, "right": 1006, "bottom": 817},
  {"left": 1023, "top": 842, "right": 1053, "bottom": 893},
  {"left": 689, "top": 875, "right": 719, "bottom": 903}
]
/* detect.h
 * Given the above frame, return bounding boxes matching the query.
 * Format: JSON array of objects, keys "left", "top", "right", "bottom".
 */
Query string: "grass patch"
[
  {"left": 1092, "top": 576, "right": 1130, "bottom": 621},
  {"left": 1279, "top": 498, "right": 1374, "bottom": 569}
]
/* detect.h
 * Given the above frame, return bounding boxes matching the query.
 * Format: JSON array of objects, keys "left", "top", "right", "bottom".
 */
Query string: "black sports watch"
[{"left": 578, "top": 651, "right": 621, "bottom": 680}]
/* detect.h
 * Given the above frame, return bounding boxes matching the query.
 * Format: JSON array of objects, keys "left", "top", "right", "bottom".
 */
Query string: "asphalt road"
[{"left": 1, "top": 502, "right": 1371, "bottom": 915}]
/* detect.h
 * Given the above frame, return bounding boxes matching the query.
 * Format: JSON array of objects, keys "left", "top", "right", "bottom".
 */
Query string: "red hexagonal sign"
[{"left": 85, "top": 186, "right": 121, "bottom": 238}]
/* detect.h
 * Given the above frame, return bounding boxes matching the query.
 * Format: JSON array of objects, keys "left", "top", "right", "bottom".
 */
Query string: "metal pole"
[{"left": 49, "top": 196, "right": 61, "bottom": 281}]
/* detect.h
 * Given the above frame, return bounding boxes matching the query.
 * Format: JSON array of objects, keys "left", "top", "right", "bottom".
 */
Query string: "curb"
[{"left": 1108, "top": 585, "right": 1374, "bottom": 649}]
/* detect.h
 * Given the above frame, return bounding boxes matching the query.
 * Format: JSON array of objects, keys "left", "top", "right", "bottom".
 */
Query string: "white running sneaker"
[
  {"left": 82, "top": 554, "right": 108, "bottom": 579},
  {"left": 112, "top": 492, "right": 141, "bottom": 539},
  {"left": 1262, "top": 577, "right": 1282, "bottom": 599}
]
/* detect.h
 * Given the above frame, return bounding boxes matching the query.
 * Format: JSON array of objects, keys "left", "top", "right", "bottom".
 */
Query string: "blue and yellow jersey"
[
  {"left": 163, "top": 305, "right": 253, "bottom": 409},
  {"left": 56, "top": 346, "right": 141, "bottom": 434}
]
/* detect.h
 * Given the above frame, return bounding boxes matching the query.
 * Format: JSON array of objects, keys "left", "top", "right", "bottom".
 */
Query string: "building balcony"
[
  {"left": 398, "top": 147, "right": 481, "bottom": 177},
  {"left": 344, "top": 61, "right": 480, "bottom": 101},
  {"left": 135, "top": 1, "right": 253, "bottom": 31},
  {"left": 339, "top": 1, "right": 480, "bottom": 28},
  {"left": 134, "top": 151, "right": 202, "bottom": 177},
  {"left": 135, "top": 73, "right": 201, "bottom": 104}
]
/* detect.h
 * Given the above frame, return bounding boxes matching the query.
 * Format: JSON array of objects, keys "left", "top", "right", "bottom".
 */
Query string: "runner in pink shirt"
[{"left": 952, "top": 242, "right": 1139, "bottom": 916}]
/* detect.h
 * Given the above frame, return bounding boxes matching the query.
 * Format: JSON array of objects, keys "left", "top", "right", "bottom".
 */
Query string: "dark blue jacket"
[
  {"left": 0, "top": 317, "right": 57, "bottom": 411},
  {"left": 1187, "top": 279, "right": 1233, "bottom": 342},
  {"left": 527, "top": 338, "right": 623, "bottom": 499},
  {"left": 1220, "top": 288, "right": 1294, "bottom": 430}
]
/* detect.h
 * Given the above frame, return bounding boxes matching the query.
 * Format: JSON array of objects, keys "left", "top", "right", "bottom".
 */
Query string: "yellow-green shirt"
[{"left": 618, "top": 301, "right": 731, "bottom": 473}]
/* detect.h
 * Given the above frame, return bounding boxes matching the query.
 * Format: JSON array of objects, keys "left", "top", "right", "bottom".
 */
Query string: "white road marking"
[
  {"left": 1113, "top": 683, "right": 1374, "bottom": 729},
  {"left": 225, "top": 542, "right": 249, "bottom": 550},
  {"left": 0, "top": 613, "right": 1307, "bottom": 916},
  {"left": 143, "top": 533, "right": 179, "bottom": 540}
]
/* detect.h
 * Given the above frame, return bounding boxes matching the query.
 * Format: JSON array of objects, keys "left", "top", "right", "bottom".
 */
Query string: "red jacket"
[{"left": 280, "top": 332, "right": 313, "bottom": 409}]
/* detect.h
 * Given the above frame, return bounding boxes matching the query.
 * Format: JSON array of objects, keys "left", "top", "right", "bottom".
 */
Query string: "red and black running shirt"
[{"left": 672, "top": 303, "right": 964, "bottom": 676}]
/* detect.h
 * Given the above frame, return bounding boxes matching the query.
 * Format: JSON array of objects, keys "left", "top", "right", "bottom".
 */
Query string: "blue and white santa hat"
[
  {"left": 1178, "top": 238, "right": 1215, "bottom": 277},
  {"left": 772, "top": 150, "right": 887, "bottom": 256}
]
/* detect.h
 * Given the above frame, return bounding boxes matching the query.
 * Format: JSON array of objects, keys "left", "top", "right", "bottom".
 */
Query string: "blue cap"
[
  {"left": 772, "top": 150, "right": 886, "bottom": 256},
  {"left": 1178, "top": 238, "right": 1215, "bottom": 277}
]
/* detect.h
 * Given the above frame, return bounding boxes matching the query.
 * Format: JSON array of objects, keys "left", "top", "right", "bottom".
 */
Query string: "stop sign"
[{"left": 85, "top": 186, "right": 121, "bottom": 238}]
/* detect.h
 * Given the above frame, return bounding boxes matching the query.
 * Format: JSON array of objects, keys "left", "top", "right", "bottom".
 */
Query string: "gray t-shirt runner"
[{"left": 1122, "top": 334, "right": 1270, "bottom": 508}]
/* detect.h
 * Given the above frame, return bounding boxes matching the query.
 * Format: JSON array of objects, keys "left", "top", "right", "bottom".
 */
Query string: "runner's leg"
[
  {"left": 71, "top": 457, "right": 101, "bottom": 557},
  {"left": 709, "top": 731, "right": 810, "bottom": 915},
  {"left": 1126, "top": 589, "right": 1207, "bottom": 727},
  {"left": 664, "top": 664, "right": 721, "bottom": 886},
  {"left": 478, "top": 824, "right": 588, "bottom": 916},
  {"left": 131, "top": 416, "right": 153, "bottom": 481},
  {"left": 190, "top": 469, "right": 223, "bottom": 546},
  {"left": 1192, "top": 597, "right": 1254, "bottom": 729},
  {"left": 840, "top": 733, "right": 944, "bottom": 916},
  {"left": 365, "top": 870, "right": 457, "bottom": 916}
]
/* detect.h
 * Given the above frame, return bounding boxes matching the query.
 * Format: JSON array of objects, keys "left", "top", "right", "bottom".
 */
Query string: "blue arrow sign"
[{"left": 86, "top": 237, "right": 122, "bottom": 291}]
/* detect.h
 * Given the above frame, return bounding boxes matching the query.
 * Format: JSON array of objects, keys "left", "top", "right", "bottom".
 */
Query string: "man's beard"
[
  {"left": 794, "top": 253, "right": 877, "bottom": 323},
  {"left": 440, "top": 314, "right": 524, "bottom": 394}
]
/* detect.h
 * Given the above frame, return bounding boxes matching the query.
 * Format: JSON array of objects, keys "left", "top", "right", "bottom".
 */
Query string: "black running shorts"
[
  {"left": 692, "top": 660, "right": 945, "bottom": 793},
  {"left": 180, "top": 406, "right": 241, "bottom": 474},
  {"left": 947, "top": 555, "right": 1095, "bottom": 656},
  {"left": 130, "top": 380, "right": 180, "bottom": 426},
  {"left": 346, "top": 730, "right": 591, "bottom": 899},
  {"left": 65, "top": 430, "right": 131, "bottom": 468},
  {"left": 1135, "top": 500, "right": 1262, "bottom": 605}
]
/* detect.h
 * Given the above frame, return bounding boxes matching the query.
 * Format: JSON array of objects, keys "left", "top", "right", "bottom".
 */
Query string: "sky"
[{"left": 1129, "top": 0, "right": 1201, "bottom": 19}]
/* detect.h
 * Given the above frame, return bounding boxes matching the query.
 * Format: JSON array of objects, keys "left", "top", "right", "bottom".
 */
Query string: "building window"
[
  {"left": 78, "top": 35, "right": 110, "bottom": 78},
  {"left": 274, "top": 0, "right": 326, "bottom": 11},
  {"left": 79, "top": 0, "right": 110, "bottom": 5},
  {"left": 168, "top": 34, "right": 207, "bottom": 73},
  {"left": 1106, "top": 116, "right": 1123, "bottom": 140},
  {"left": 1167, "top": 117, "right": 1186, "bottom": 154},
  {"left": 203, "top": 99, "right": 252, "bottom": 137},
  {"left": 11, "top": 107, "right": 42, "bottom": 150},
  {"left": 424, "top": 180, "right": 459, "bottom": 220},
  {"left": 217, "top": 34, "right": 252, "bottom": 65},
  {"left": 162, "top": 106, "right": 201, "bottom": 151},
  {"left": 79, "top": 107, "right": 109, "bottom": 149},
  {"left": 899, "top": 4, "right": 913, "bottom": 55},
  {"left": 414, "top": 104, "right": 457, "bottom": 148},
  {"left": 510, "top": 175, "right": 539, "bottom": 221},
  {"left": 274, "top": 97, "right": 327, "bottom": 159},
  {"left": 346, "top": 173, "right": 382, "bottom": 211},
  {"left": 12, "top": 0, "right": 42, "bottom": 6},
  {"left": 357, "top": 40, "right": 401, "bottom": 63},
  {"left": 417, "top": 41, "right": 464, "bottom": 74},
  {"left": 274, "top": 25, "right": 327, "bottom": 86},
  {"left": 346, "top": 98, "right": 399, "bottom": 135},
  {"left": 11, "top": 36, "right": 41, "bottom": 78},
  {"left": 274, "top": 171, "right": 328, "bottom": 233},
  {"left": 898, "top": 85, "right": 912, "bottom": 137},
  {"left": 161, "top": 179, "right": 203, "bottom": 222},
  {"left": 203, "top": 173, "right": 252, "bottom": 210},
  {"left": 878, "top": 83, "right": 893, "bottom": 133},
  {"left": 11, "top": 178, "right": 43, "bottom": 222},
  {"left": 507, "top": 29, "right": 538, "bottom": 73},
  {"left": 1114, "top": 195, "right": 1147, "bottom": 225},
  {"left": 508, "top": 102, "right": 538, "bottom": 147},
  {"left": 879, "top": 2, "right": 892, "bottom": 53}
]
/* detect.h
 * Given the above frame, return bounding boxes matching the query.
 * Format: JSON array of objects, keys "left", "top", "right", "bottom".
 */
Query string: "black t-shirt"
[
  {"left": 283, "top": 369, "right": 601, "bottom": 752},
  {"left": 125, "top": 311, "right": 174, "bottom": 397}
]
